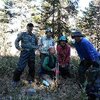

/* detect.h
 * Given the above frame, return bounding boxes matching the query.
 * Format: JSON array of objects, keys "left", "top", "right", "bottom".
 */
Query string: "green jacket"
[{"left": 43, "top": 55, "right": 56, "bottom": 71}]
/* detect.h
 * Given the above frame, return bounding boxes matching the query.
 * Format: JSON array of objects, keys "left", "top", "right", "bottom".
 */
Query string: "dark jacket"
[{"left": 15, "top": 32, "right": 38, "bottom": 51}]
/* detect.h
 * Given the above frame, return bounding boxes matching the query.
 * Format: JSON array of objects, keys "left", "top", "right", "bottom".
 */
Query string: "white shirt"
[{"left": 39, "top": 36, "right": 55, "bottom": 54}]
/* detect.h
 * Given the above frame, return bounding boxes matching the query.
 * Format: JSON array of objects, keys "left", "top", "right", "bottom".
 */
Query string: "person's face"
[
  {"left": 46, "top": 32, "right": 52, "bottom": 38},
  {"left": 27, "top": 26, "right": 33, "bottom": 33},
  {"left": 49, "top": 48, "right": 55, "bottom": 55},
  {"left": 60, "top": 41, "right": 66, "bottom": 46},
  {"left": 73, "top": 37, "right": 81, "bottom": 42}
]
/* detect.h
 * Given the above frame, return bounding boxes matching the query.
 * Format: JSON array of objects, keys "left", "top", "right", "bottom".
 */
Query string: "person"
[
  {"left": 71, "top": 30, "right": 100, "bottom": 100},
  {"left": 13, "top": 23, "right": 38, "bottom": 84},
  {"left": 57, "top": 35, "right": 71, "bottom": 79},
  {"left": 39, "top": 28, "right": 55, "bottom": 65},
  {"left": 39, "top": 47, "right": 56, "bottom": 79}
]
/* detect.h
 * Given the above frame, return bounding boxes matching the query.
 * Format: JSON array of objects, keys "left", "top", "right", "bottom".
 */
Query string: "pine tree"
[
  {"left": 40, "top": 0, "right": 79, "bottom": 37},
  {"left": 77, "top": 1, "right": 100, "bottom": 50}
]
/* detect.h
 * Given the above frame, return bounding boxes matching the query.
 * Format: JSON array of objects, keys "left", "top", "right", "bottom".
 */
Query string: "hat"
[
  {"left": 59, "top": 36, "right": 67, "bottom": 42},
  {"left": 71, "top": 31, "right": 84, "bottom": 38}
]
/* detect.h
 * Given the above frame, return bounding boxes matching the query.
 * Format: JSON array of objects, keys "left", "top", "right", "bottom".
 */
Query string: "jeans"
[
  {"left": 13, "top": 50, "right": 35, "bottom": 82},
  {"left": 78, "top": 64, "right": 89, "bottom": 85}
]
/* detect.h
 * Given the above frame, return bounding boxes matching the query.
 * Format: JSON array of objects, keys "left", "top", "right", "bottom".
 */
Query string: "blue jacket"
[
  {"left": 74, "top": 38, "right": 99, "bottom": 62},
  {"left": 15, "top": 32, "right": 38, "bottom": 51}
]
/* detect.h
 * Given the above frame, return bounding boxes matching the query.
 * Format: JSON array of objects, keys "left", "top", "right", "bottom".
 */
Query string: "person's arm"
[
  {"left": 57, "top": 45, "right": 63, "bottom": 65},
  {"left": 65, "top": 46, "right": 70, "bottom": 64},
  {"left": 35, "top": 35, "right": 38, "bottom": 45},
  {"left": 82, "top": 39, "right": 97, "bottom": 61},
  {"left": 52, "top": 39, "right": 55, "bottom": 46},
  {"left": 43, "top": 57, "right": 52, "bottom": 71},
  {"left": 15, "top": 33, "right": 23, "bottom": 50},
  {"left": 32, "top": 35, "right": 39, "bottom": 49}
]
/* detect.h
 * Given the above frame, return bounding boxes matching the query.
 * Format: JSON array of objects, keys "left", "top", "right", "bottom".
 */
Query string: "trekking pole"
[{"left": 55, "top": 59, "right": 59, "bottom": 87}]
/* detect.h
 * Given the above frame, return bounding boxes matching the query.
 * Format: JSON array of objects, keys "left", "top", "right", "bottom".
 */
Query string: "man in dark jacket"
[{"left": 13, "top": 23, "right": 38, "bottom": 84}]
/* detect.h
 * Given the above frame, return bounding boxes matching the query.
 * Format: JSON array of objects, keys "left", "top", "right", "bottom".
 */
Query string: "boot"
[{"left": 13, "top": 69, "right": 22, "bottom": 82}]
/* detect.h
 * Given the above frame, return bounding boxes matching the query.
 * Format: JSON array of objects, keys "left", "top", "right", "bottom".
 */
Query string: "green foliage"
[
  {"left": 33, "top": 15, "right": 41, "bottom": 23},
  {"left": 0, "top": 56, "right": 18, "bottom": 76},
  {"left": 40, "top": 0, "right": 79, "bottom": 37},
  {"left": 5, "top": 96, "right": 42, "bottom": 100},
  {"left": 79, "top": 90, "right": 88, "bottom": 100},
  {"left": 77, "top": 1, "right": 98, "bottom": 32}
]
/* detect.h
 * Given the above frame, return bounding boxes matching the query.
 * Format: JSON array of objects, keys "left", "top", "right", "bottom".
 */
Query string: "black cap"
[{"left": 27, "top": 23, "right": 34, "bottom": 27}]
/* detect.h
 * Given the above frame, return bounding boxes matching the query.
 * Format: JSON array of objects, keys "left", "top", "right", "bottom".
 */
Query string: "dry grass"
[{"left": 0, "top": 56, "right": 87, "bottom": 100}]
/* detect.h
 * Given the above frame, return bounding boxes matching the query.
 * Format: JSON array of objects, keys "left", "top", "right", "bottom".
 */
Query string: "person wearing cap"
[
  {"left": 57, "top": 35, "right": 71, "bottom": 79},
  {"left": 13, "top": 23, "right": 38, "bottom": 85},
  {"left": 71, "top": 31, "right": 100, "bottom": 86},
  {"left": 39, "top": 47, "right": 56, "bottom": 79},
  {"left": 39, "top": 28, "right": 55, "bottom": 65}
]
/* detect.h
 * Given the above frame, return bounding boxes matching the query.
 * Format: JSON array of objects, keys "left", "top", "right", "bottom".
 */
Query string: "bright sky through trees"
[
  {"left": 34, "top": 0, "right": 92, "bottom": 16},
  {"left": 78, "top": 0, "right": 92, "bottom": 16},
  {"left": 79, "top": 0, "right": 92, "bottom": 10}
]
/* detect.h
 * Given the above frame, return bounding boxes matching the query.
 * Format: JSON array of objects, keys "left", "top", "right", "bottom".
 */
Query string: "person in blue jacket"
[
  {"left": 13, "top": 23, "right": 38, "bottom": 84},
  {"left": 71, "top": 30, "right": 100, "bottom": 86},
  {"left": 72, "top": 31, "right": 99, "bottom": 83}
]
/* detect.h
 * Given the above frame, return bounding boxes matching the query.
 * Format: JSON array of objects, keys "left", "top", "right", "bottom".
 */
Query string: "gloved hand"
[
  {"left": 51, "top": 68, "right": 56, "bottom": 72},
  {"left": 51, "top": 68, "right": 60, "bottom": 74}
]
